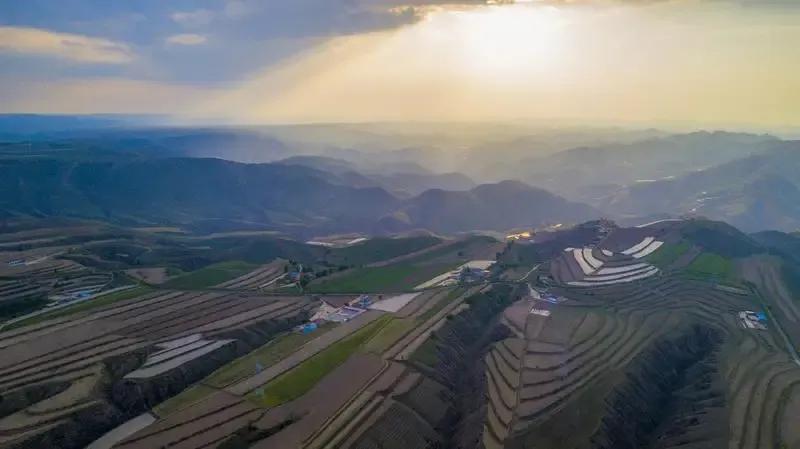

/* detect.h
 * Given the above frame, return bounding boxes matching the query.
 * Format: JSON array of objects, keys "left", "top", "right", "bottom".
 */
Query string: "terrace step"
[{"left": 514, "top": 310, "right": 674, "bottom": 426}]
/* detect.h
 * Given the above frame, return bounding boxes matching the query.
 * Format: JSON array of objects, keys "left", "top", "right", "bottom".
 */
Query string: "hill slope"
[
  {"left": 600, "top": 144, "right": 800, "bottom": 231},
  {"left": 513, "top": 131, "right": 777, "bottom": 200},
  {"left": 0, "top": 157, "right": 399, "bottom": 233},
  {"left": 277, "top": 155, "right": 476, "bottom": 196},
  {"left": 380, "top": 180, "right": 597, "bottom": 233},
  {"left": 0, "top": 158, "right": 597, "bottom": 235}
]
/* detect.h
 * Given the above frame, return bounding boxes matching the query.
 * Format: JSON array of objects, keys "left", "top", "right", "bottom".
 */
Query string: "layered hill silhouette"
[
  {"left": 0, "top": 157, "right": 594, "bottom": 235},
  {"left": 378, "top": 180, "right": 595, "bottom": 233},
  {"left": 510, "top": 131, "right": 778, "bottom": 200},
  {"left": 601, "top": 144, "right": 800, "bottom": 231},
  {"left": 275, "top": 155, "right": 476, "bottom": 196}
]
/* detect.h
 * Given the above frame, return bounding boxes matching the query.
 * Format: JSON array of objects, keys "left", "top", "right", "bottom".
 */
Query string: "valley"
[
  {"left": 3, "top": 0, "right": 800, "bottom": 446},
  {"left": 1, "top": 122, "right": 800, "bottom": 449},
  {"left": 1, "top": 217, "right": 799, "bottom": 449}
]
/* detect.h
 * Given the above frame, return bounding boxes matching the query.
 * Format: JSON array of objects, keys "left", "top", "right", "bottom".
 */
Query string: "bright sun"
[{"left": 439, "top": 5, "right": 567, "bottom": 81}]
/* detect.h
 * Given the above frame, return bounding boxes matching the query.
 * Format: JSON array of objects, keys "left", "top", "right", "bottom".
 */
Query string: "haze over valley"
[{"left": 2, "top": 117, "right": 799, "bottom": 233}]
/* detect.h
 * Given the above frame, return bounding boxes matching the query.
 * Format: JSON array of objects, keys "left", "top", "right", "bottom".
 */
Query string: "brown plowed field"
[
  {"left": 0, "top": 288, "right": 310, "bottom": 449},
  {"left": 116, "top": 391, "right": 258, "bottom": 449}
]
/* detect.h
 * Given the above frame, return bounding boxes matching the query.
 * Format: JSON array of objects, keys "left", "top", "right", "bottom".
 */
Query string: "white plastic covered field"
[
  {"left": 565, "top": 236, "right": 665, "bottom": 287},
  {"left": 125, "top": 335, "right": 234, "bottom": 379}
]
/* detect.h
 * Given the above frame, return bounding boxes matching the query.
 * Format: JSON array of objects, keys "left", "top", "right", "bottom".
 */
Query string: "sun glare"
[
  {"left": 447, "top": 5, "right": 566, "bottom": 80},
  {"left": 197, "top": 1, "right": 800, "bottom": 126}
]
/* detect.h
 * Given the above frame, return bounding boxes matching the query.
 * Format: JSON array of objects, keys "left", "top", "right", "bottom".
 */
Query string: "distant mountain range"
[
  {"left": 0, "top": 156, "right": 594, "bottom": 235},
  {"left": 600, "top": 144, "right": 800, "bottom": 231},
  {"left": 3, "top": 120, "right": 800, "bottom": 233},
  {"left": 276, "top": 155, "right": 476, "bottom": 196},
  {"left": 379, "top": 180, "right": 595, "bottom": 233},
  {"left": 510, "top": 131, "right": 778, "bottom": 201},
  {"left": 0, "top": 114, "right": 165, "bottom": 138}
]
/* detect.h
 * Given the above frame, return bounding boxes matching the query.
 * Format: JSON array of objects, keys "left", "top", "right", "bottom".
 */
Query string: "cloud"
[
  {"left": 0, "top": 26, "right": 133, "bottom": 63},
  {"left": 190, "top": 1, "right": 800, "bottom": 129},
  {"left": 171, "top": 9, "right": 215, "bottom": 27},
  {"left": 165, "top": 34, "right": 208, "bottom": 46}
]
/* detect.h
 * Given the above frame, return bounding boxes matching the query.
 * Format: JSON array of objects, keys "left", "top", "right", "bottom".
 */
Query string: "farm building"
[
  {"left": 326, "top": 306, "right": 366, "bottom": 322},
  {"left": 530, "top": 308, "right": 551, "bottom": 317},
  {"left": 298, "top": 322, "right": 318, "bottom": 334},
  {"left": 738, "top": 311, "right": 767, "bottom": 330},
  {"left": 459, "top": 266, "right": 490, "bottom": 283},
  {"left": 310, "top": 301, "right": 339, "bottom": 322},
  {"left": 349, "top": 294, "right": 372, "bottom": 309},
  {"left": 415, "top": 260, "right": 495, "bottom": 289},
  {"left": 311, "top": 295, "right": 372, "bottom": 323}
]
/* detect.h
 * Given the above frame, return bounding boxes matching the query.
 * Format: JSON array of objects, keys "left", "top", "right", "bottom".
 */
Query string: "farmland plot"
[
  {"left": 0, "top": 288, "right": 310, "bottom": 449},
  {"left": 488, "top": 260, "right": 800, "bottom": 449}
]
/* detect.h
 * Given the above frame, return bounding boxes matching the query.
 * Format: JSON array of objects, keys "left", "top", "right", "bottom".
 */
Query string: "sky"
[{"left": 1, "top": 0, "right": 799, "bottom": 129}]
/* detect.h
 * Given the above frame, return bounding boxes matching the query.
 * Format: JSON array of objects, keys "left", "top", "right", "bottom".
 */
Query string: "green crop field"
[
  {"left": 204, "top": 323, "right": 335, "bottom": 388},
  {"left": 363, "top": 288, "right": 463, "bottom": 354},
  {"left": 411, "top": 337, "right": 439, "bottom": 367},
  {"left": 326, "top": 236, "right": 442, "bottom": 266},
  {"left": 154, "top": 324, "right": 337, "bottom": 416},
  {"left": 415, "top": 288, "right": 463, "bottom": 323},
  {"left": 363, "top": 317, "right": 416, "bottom": 354},
  {"left": 153, "top": 384, "right": 216, "bottom": 417},
  {"left": 309, "top": 235, "right": 498, "bottom": 293},
  {"left": 686, "top": 252, "right": 734, "bottom": 279},
  {"left": 308, "top": 262, "right": 461, "bottom": 293},
  {"left": 248, "top": 315, "right": 392, "bottom": 407},
  {"left": 646, "top": 242, "right": 690, "bottom": 269},
  {"left": 162, "top": 260, "right": 258, "bottom": 289}
]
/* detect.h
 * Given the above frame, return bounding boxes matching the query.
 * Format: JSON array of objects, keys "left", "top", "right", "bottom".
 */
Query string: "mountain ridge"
[{"left": 0, "top": 156, "right": 593, "bottom": 235}]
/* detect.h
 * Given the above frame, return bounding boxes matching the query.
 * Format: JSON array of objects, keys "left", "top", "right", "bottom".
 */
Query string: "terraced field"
[
  {"left": 307, "top": 236, "right": 502, "bottom": 294},
  {"left": 162, "top": 261, "right": 260, "bottom": 290},
  {"left": 4, "top": 218, "right": 799, "bottom": 449},
  {"left": 215, "top": 259, "right": 288, "bottom": 291},
  {"left": 484, "top": 272, "right": 800, "bottom": 448},
  {"left": 100, "top": 286, "right": 464, "bottom": 449},
  {"left": 306, "top": 263, "right": 461, "bottom": 293},
  {"left": 0, "top": 289, "right": 311, "bottom": 449},
  {"left": 280, "top": 285, "right": 507, "bottom": 449}
]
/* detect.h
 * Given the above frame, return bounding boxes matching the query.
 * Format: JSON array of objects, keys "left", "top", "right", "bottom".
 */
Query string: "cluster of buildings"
[
  {"left": 530, "top": 308, "right": 551, "bottom": 317},
  {"left": 306, "top": 294, "right": 374, "bottom": 327},
  {"left": 49, "top": 289, "right": 97, "bottom": 305},
  {"left": 6, "top": 256, "right": 48, "bottom": 267},
  {"left": 739, "top": 310, "right": 768, "bottom": 330},
  {"left": 528, "top": 285, "right": 566, "bottom": 304},
  {"left": 428, "top": 265, "right": 491, "bottom": 288},
  {"left": 457, "top": 265, "right": 492, "bottom": 285}
]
